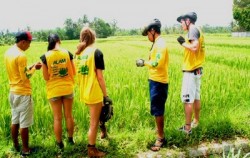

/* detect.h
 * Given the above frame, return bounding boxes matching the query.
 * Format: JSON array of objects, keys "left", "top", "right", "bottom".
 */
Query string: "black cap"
[
  {"left": 177, "top": 12, "right": 197, "bottom": 23},
  {"left": 15, "top": 31, "right": 33, "bottom": 41},
  {"left": 142, "top": 19, "right": 161, "bottom": 36}
]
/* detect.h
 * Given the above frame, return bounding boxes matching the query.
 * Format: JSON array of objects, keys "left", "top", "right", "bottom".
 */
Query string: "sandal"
[
  {"left": 191, "top": 121, "right": 199, "bottom": 128},
  {"left": 179, "top": 125, "right": 192, "bottom": 135},
  {"left": 150, "top": 137, "right": 166, "bottom": 151}
]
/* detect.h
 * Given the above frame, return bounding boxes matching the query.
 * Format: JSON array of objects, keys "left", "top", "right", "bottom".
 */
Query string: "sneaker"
[
  {"left": 10, "top": 145, "right": 20, "bottom": 153},
  {"left": 67, "top": 137, "right": 75, "bottom": 145},
  {"left": 191, "top": 121, "right": 199, "bottom": 128},
  {"left": 87, "top": 146, "right": 106, "bottom": 157},
  {"left": 20, "top": 148, "right": 37, "bottom": 158},
  {"left": 179, "top": 125, "right": 192, "bottom": 135},
  {"left": 56, "top": 142, "right": 64, "bottom": 154}
]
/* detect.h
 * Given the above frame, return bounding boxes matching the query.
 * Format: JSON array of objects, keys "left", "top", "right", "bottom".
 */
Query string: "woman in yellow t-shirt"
[
  {"left": 40, "top": 34, "right": 76, "bottom": 152},
  {"left": 75, "top": 27, "right": 112, "bottom": 157}
]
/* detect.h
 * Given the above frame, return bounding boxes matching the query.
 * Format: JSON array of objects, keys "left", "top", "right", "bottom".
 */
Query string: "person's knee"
[{"left": 54, "top": 115, "right": 63, "bottom": 122}]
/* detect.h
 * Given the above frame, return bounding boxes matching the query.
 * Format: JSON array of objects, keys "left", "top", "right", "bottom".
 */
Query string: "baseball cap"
[{"left": 15, "top": 31, "right": 33, "bottom": 41}]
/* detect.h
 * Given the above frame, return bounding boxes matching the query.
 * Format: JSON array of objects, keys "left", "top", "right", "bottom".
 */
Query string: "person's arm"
[
  {"left": 68, "top": 51, "right": 76, "bottom": 76},
  {"left": 182, "top": 40, "right": 199, "bottom": 53},
  {"left": 71, "top": 60, "right": 76, "bottom": 76},
  {"left": 41, "top": 63, "right": 49, "bottom": 80},
  {"left": 96, "top": 69, "right": 108, "bottom": 97},
  {"left": 94, "top": 49, "right": 108, "bottom": 96},
  {"left": 40, "top": 54, "right": 49, "bottom": 80},
  {"left": 144, "top": 47, "right": 166, "bottom": 68},
  {"left": 178, "top": 27, "right": 200, "bottom": 53}
]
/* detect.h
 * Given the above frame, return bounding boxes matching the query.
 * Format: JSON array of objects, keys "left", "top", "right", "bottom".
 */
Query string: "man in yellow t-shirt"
[
  {"left": 176, "top": 12, "right": 205, "bottom": 134},
  {"left": 136, "top": 19, "right": 169, "bottom": 151},
  {"left": 4, "top": 31, "right": 41, "bottom": 157}
]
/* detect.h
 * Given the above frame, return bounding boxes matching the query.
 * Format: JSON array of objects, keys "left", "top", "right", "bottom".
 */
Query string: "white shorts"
[
  {"left": 181, "top": 71, "right": 202, "bottom": 103},
  {"left": 9, "top": 93, "right": 34, "bottom": 128}
]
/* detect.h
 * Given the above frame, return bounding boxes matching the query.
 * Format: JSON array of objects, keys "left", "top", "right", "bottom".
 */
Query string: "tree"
[
  {"left": 233, "top": 0, "right": 250, "bottom": 31},
  {"left": 64, "top": 18, "right": 77, "bottom": 39},
  {"left": 0, "top": 30, "right": 15, "bottom": 45},
  {"left": 91, "top": 18, "right": 112, "bottom": 38},
  {"left": 110, "top": 19, "right": 118, "bottom": 36}
]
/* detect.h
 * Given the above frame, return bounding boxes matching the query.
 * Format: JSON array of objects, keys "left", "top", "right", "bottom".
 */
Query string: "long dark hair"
[{"left": 47, "top": 34, "right": 60, "bottom": 51}]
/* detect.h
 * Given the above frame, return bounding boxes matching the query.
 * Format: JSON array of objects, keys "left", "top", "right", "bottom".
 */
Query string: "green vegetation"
[
  {"left": 0, "top": 34, "right": 249, "bottom": 157},
  {"left": 0, "top": 14, "right": 232, "bottom": 45},
  {"left": 233, "top": 0, "right": 250, "bottom": 31}
]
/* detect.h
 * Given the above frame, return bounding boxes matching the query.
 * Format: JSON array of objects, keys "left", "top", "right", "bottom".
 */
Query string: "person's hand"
[
  {"left": 100, "top": 96, "right": 113, "bottom": 123},
  {"left": 104, "top": 96, "right": 113, "bottom": 105},
  {"left": 35, "top": 62, "right": 42, "bottom": 70},
  {"left": 177, "top": 36, "right": 185, "bottom": 45},
  {"left": 136, "top": 59, "right": 144, "bottom": 67}
]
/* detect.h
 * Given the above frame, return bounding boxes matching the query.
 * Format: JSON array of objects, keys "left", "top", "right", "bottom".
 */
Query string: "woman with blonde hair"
[
  {"left": 75, "top": 27, "right": 112, "bottom": 157},
  {"left": 40, "top": 34, "right": 75, "bottom": 153}
]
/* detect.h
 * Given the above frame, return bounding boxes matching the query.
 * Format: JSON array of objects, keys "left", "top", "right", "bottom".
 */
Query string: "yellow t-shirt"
[
  {"left": 145, "top": 36, "right": 169, "bottom": 84},
  {"left": 44, "top": 49, "right": 74, "bottom": 99},
  {"left": 4, "top": 45, "right": 35, "bottom": 95},
  {"left": 182, "top": 28, "right": 205, "bottom": 71},
  {"left": 75, "top": 46, "right": 103, "bottom": 104}
]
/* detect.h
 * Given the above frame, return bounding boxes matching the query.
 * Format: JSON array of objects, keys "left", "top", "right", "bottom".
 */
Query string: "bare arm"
[
  {"left": 182, "top": 39, "right": 199, "bottom": 53},
  {"left": 42, "top": 63, "right": 49, "bottom": 81},
  {"left": 71, "top": 60, "right": 76, "bottom": 76},
  {"left": 96, "top": 69, "right": 108, "bottom": 97}
]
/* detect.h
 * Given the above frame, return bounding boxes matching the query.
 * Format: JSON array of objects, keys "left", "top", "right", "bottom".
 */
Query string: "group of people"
[
  {"left": 4, "top": 27, "right": 111, "bottom": 157},
  {"left": 136, "top": 11, "right": 205, "bottom": 151},
  {"left": 4, "top": 11, "right": 205, "bottom": 157}
]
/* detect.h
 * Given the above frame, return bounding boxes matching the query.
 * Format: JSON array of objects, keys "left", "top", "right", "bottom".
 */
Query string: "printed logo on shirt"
[
  {"left": 77, "top": 55, "right": 89, "bottom": 75},
  {"left": 51, "top": 58, "right": 68, "bottom": 77}
]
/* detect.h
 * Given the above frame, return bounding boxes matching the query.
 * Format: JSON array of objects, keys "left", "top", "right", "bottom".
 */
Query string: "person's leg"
[
  {"left": 62, "top": 97, "right": 74, "bottom": 142},
  {"left": 155, "top": 116, "right": 164, "bottom": 139},
  {"left": 150, "top": 81, "right": 168, "bottom": 151},
  {"left": 193, "top": 100, "right": 200, "bottom": 124},
  {"left": 20, "top": 128, "right": 29, "bottom": 152},
  {"left": 50, "top": 99, "right": 63, "bottom": 143},
  {"left": 184, "top": 103, "right": 193, "bottom": 131},
  {"left": 9, "top": 93, "right": 21, "bottom": 151},
  {"left": 88, "top": 102, "right": 103, "bottom": 145},
  {"left": 11, "top": 124, "right": 19, "bottom": 150},
  {"left": 181, "top": 72, "right": 195, "bottom": 132},
  {"left": 18, "top": 95, "right": 34, "bottom": 153},
  {"left": 100, "top": 121, "right": 107, "bottom": 139},
  {"left": 193, "top": 73, "right": 202, "bottom": 124},
  {"left": 87, "top": 102, "right": 105, "bottom": 157}
]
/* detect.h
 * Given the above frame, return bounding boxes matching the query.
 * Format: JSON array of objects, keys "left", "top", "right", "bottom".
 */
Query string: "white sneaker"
[
  {"left": 178, "top": 126, "right": 192, "bottom": 135},
  {"left": 191, "top": 121, "right": 198, "bottom": 128}
]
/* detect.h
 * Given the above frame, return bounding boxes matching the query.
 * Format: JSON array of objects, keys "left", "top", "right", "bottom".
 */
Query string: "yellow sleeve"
[
  {"left": 145, "top": 47, "right": 166, "bottom": 68},
  {"left": 18, "top": 55, "right": 35, "bottom": 80}
]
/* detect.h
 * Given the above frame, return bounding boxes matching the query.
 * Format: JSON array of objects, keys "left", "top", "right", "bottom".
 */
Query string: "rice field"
[{"left": 0, "top": 34, "right": 249, "bottom": 157}]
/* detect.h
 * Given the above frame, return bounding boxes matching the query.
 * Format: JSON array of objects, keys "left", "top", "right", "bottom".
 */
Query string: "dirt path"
[{"left": 137, "top": 137, "right": 250, "bottom": 158}]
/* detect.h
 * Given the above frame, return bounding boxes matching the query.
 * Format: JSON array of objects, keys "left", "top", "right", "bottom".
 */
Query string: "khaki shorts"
[
  {"left": 9, "top": 93, "right": 34, "bottom": 128},
  {"left": 181, "top": 71, "right": 202, "bottom": 103}
]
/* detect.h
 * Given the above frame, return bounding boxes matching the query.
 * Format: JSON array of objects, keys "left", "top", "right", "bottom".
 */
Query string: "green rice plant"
[
  {"left": 223, "top": 148, "right": 250, "bottom": 158},
  {"left": 0, "top": 34, "right": 249, "bottom": 157}
]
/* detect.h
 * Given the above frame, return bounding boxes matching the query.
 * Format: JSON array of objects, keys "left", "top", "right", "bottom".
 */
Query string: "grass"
[{"left": 0, "top": 34, "right": 249, "bottom": 157}]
